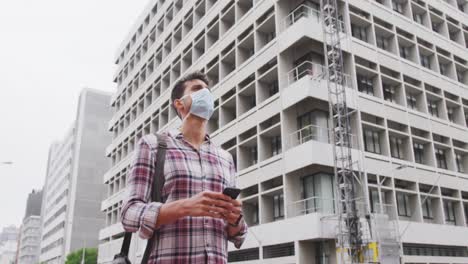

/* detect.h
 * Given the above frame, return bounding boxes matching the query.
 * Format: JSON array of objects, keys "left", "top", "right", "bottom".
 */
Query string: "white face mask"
[{"left": 179, "top": 88, "right": 215, "bottom": 120}]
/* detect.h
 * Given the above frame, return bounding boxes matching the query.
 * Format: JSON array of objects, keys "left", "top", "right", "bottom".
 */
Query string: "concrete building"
[
  {"left": 17, "top": 189, "right": 43, "bottom": 264},
  {"left": 98, "top": 0, "right": 468, "bottom": 263},
  {"left": 0, "top": 226, "right": 19, "bottom": 264},
  {"left": 39, "top": 89, "right": 112, "bottom": 264},
  {"left": 17, "top": 190, "right": 42, "bottom": 264}
]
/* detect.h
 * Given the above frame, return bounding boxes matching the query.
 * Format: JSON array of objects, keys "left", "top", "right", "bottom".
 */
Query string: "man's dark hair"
[{"left": 171, "top": 71, "right": 210, "bottom": 118}]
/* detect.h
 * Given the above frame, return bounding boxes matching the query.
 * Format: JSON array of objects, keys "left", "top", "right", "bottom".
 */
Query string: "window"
[
  {"left": 427, "top": 100, "right": 439, "bottom": 117},
  {"left": 464, "top": 204, "right": 468, "bottom": 224},
  {"left": 456, "top": 70, "right": 465, "bottom": 83},
  {"left": 413, "top": 13, "right": 424, "bottom": 25},
  {"left": 413, "top": 143, "right": 424, "bottom": 164},
  {"left": 390, "top": 136, "right": 404, "bottom": 159},
  {"left": 383, "top": 85, "right": 395, "bottom": 102},
  {"left": 432, "top": 22, "right": 441, "bottom": 33},
  {"left": 357, "top": 74, "right": 374, "bottom": 95},
  {"left": 297, "top": 111, "right": 313, "bottom": 143},
  {"left": 369, "top": 188, "right": 380, "bottom": 213},
  {"left": 269, "top": 82, "right": 279, "bottom": 96},
  {"left": 455, "top": 153, "right": 464, "bottom": 173},
  {"left": 399, "top": 45, "right": 410, "bottom": 59},
  {"left": 444, "top": 200, "right": 456, "bottom": 223},
  {"left": 263, "top": 242, "right": 295, "bottom": 259},
  {"left": 392, "top": 1, "right": 404, "bottom": 14},
  {"left": 302, "top": 173, "right": 334, "bottom": 214},
  {"left": 364, "top": 129, "right": 381, "bottom": 154},
  {"left": 420, "top": 54, "right": 431, "bottom": 69},
  {"left": 406, "top": 93, "right": 417, "bottom": 109},
  {"left": 271, "top": 135, "right": 282, "bottom": 156},
  {"left": 447, "top": 107, "right": 455, "bottom": 122},
  {"left": 439, "top": 63, "right": 447, "bottom": 76},
  {"left": 377, "top": 36, "right": 389, "bottom": 50},
  {"left": 250, "top": 146, "right": 258, "bottom": 165},
  {"left": 397, "top": 192, "right": 411, "bottom": 217},
  {"left": 273, "top": 193, "right": 284, "bottom": 220},
  {"left": 351, "top": 24, "right": 368, "bottom": 42},
  {"left": 421, "top": 197, "right": 433, "bottom": 219},
  {"left": 435, "top": 148, "right": 447, "bottom": 169}
]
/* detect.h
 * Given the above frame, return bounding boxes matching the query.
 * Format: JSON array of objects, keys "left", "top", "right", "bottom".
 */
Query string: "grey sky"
[{"left": 0, "top": 0, "right": 148, "bottom": 229}]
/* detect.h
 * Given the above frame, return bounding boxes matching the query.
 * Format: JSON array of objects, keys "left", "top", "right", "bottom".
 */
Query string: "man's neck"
[{"left": 180, "top": 114, "right": 207, "bottom": 149}]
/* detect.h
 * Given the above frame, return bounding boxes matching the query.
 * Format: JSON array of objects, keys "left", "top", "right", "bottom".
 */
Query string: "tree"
[{"left": 65, "top": 248, "right": 98, "bottom": 264}]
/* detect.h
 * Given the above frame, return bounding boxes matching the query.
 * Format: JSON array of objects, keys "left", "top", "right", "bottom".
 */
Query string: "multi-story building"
[
  {"left": 18, "top": 216, "right": 41, "bottom": 264},
  {"left": 39, "top": 88, "right": 112, "bottom": 264},
  {"left": 0, "top": 226, "right": 19, "bottom": 264},
  {"left": 98, "top": 0, "right": 468, "bottom": 263},
  {"left": 17, "top": 190, "right": 43, "bottom": 264}
]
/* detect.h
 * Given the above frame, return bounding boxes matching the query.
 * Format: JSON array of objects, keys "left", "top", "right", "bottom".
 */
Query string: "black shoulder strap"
[
  {"left": 118, "top": 133, "right": 168, "bottom": 264},
  {"left": 153, "top": 133, "right": 168, "bottom": 203}
]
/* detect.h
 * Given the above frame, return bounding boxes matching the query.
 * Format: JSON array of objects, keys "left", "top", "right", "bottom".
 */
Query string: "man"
[{"left": 121, "top": 71, "right": 248, "bottom": 263}]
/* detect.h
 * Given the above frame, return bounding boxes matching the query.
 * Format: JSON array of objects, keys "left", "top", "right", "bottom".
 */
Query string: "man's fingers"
[
  {"left": 202, "top": 191, "right": 232, "bottom": 201},
  {"left": 202, "top": 204, "right": 229, "bottom": 215}
]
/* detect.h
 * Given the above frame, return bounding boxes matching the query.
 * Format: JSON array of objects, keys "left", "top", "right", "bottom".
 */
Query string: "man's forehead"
[{"left": 183, "top": 79, "right": 208, "bottom": 94}]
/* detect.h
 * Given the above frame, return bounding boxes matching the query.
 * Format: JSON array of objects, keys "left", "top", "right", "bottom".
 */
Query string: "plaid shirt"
[{"left": 121, "top": 131, "right": 248, "bottom": 263}]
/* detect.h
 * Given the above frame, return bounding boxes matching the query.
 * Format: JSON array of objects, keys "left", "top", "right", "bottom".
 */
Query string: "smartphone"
[{"left": 222, "top": 187, "right": 241, "bottom": 199}]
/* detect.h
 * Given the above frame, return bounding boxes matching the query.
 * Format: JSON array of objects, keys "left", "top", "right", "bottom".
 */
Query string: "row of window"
[
  {"left": 228, "top": 242, "right": 295, "bottom": 262},
  {"left": 112, "top": 4, "right": 275, "bottom": 134},
  {"left": 355, "top": 56, "right": 468, "bottom": 127},
  {"left": 109, "top": 55, "right": 279, "bottom": 159},
  {"left": 350, "top": 4, "right": 468, "bottom": 86},
  {"left": 105, "top": 201, "right": 123, "bottom": 227},
  {"left": 115, "top": 0, "right": 258, "bottom": 104},
  {"left": 403, "top": 243, "right": 468, "bottom": 257},
  {"left": 373, "top": 0, "right": 468, "bottom": 46},
  {"left": 40, "top": 237, "right": 63, "bottom": 254},
  {"left": 368, "top": 174, "right": 468, "bottom": 226},
  {"left": 363, "top": 125, "right": 468, "bottom": 173}
]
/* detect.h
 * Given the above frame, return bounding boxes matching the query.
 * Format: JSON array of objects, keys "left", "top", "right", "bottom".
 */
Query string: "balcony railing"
[
  {"left": 286, "top": 60, "right": 353, "bottom": 89},
  {"left": 282, "top": 4, "right": 346, "bottom": 33},
  {"left": 287, "top": 124, "right": 358, "bottom": 150},
  {"left": 287, "top": 61, "right": 326, "bottom": 85},
  {"left": 283, "top": 4, "right": 321, "bottom": 31},
  {"left": 288, "top": 196, "right": 335, "bottom": 217}
]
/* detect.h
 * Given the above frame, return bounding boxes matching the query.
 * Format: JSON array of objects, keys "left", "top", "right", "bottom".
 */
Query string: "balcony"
[{"left": 288, "top": 196, "right": 335, "bottom": 218}]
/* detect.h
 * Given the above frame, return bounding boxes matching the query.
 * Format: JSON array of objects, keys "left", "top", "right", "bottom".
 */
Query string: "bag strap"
[
  {"left": 141, "top": 133, "right": 168, "bottom": 264},
  {"left": 118, "top": 133, "right": 168, "bottom": 264}
]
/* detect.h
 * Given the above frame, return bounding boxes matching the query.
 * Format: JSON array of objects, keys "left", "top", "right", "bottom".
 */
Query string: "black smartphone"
[{"left": 222, "top": 187, "right": 241, "bottom": 199}]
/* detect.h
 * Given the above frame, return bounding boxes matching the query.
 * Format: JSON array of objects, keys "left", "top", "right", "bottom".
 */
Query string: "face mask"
[{"left": 180, "top": 88, "right": 214, "bottom": 120}]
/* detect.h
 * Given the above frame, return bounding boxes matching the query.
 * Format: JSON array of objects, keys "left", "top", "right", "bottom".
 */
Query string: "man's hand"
[
  {"left": 182, "top": 191, "right": 241, "bottom": 219},
  {"left": 222, "top": 199, "right": 243, "bottom": 225}
]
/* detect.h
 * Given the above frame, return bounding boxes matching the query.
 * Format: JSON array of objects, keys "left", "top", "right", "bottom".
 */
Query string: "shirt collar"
[{"left": 175, "top": 131, "right": 211, "bottom": 144}]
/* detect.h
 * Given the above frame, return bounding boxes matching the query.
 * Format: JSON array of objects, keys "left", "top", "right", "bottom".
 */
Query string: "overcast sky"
[{"left": 0, "top": 0, "right": 148, "bottom": 229}]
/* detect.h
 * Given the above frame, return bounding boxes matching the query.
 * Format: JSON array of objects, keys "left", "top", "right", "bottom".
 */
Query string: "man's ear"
[{"left": 173, "top": 99, "right": 184, "bottom": 118}]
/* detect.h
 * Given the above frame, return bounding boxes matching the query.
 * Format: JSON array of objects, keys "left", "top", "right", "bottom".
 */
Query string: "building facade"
[
  {"left": 18, "top": 216, "right": 41, "bottom": 264},
  {"left": 0, "top": 226, "right": 19, "bottom": 264},
  {"left": 39, "top": 89, "right": 112, "bottom": 264},
  {"left": 98, "top": 0, "right": 468, "bottom": 263},
  {"left": 17, "top": 190, "right": 43, "bottom": 264}
]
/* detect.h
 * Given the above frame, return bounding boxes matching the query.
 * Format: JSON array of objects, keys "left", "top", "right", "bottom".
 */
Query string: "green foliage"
[{"left": 65, "top": 248, "right": 98, "bottom": 264}]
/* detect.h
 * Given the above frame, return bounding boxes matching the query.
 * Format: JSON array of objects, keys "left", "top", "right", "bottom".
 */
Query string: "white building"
[
  {"left": 0, "top": 226, "right": 19, "bottom": 264},
  {"left": 17, "top": 190, "right": 43, "bottom": 264},
  {"left": 39, "top": 89, "right": 112, "bottom": 264},
  {"left": 98, "top": 0, "right": 468, "bottom": 263},
  {"left": 18, "top": 216, "right": 41, "bottom": 264}
]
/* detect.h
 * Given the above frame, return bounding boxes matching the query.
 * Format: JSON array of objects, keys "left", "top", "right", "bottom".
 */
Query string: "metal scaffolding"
[{"left": 320, "top": 0, "right": 365, "bottom": 262}]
